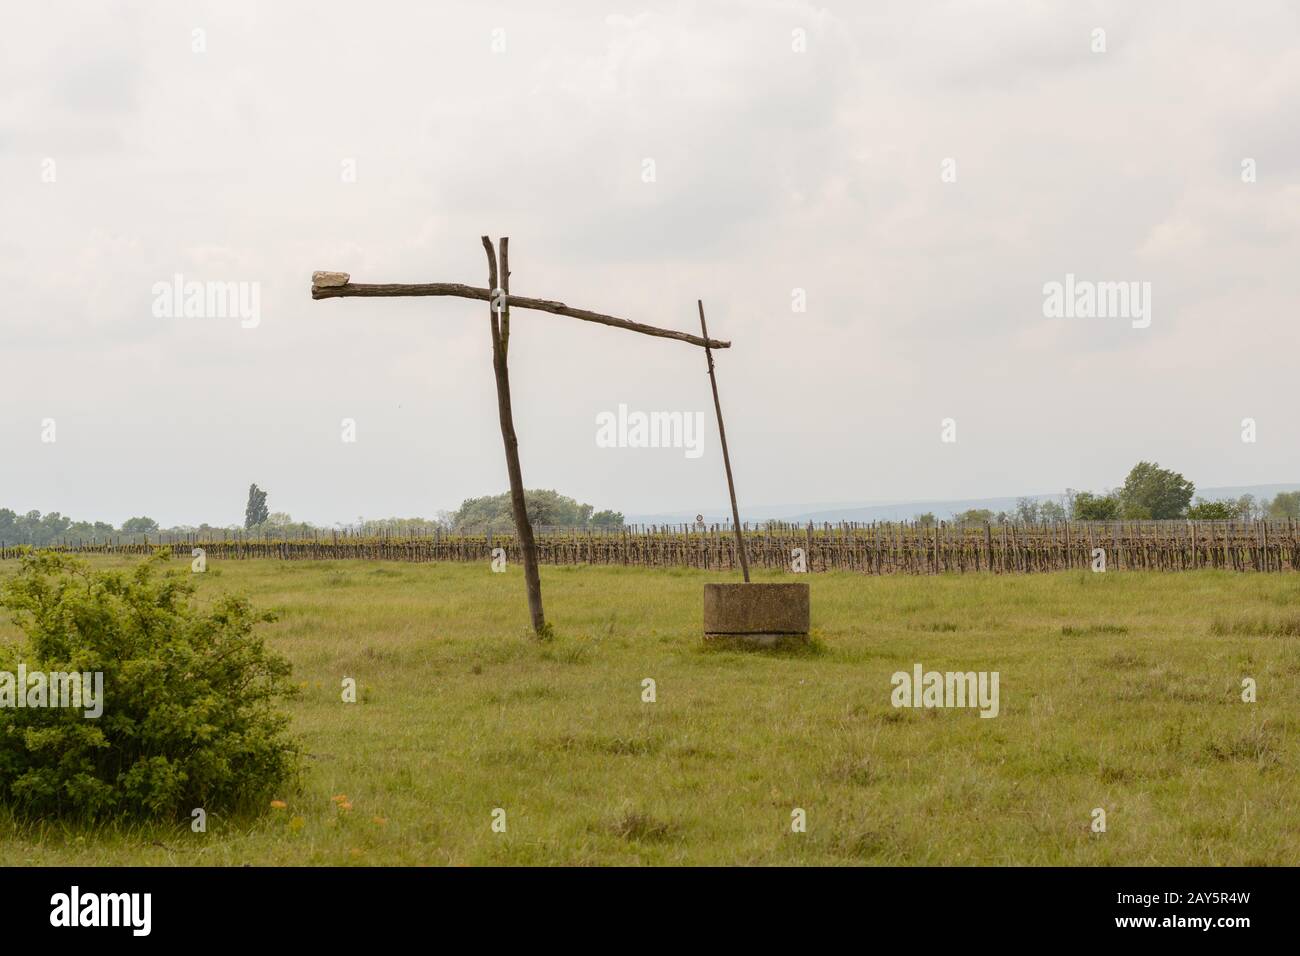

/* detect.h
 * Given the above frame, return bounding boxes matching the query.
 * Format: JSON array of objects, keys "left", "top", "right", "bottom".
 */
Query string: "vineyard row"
[{"left": 5, "top": 521, "right": 1298, "bottom": 574}]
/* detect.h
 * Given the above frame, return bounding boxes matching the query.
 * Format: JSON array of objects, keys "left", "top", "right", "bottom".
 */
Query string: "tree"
[
  {"left": 1186, "top": 499, "right": 1236, "bottom": 520},
  {"left": 1120, "top": 501, "right": 1153, "bottom": 519},
  {"left": 451, "top": 490, "right": 611, "bottom": 534},
  {"left": 953, "top": 508, "right": 994, "bottom": 524},
  {"left": 1039, "top": 500, "right": 1067, "bottom": 522},
  {"left": 913, "top": 512, "right": 937, "bottom": 527},
  {"left": 258, "top": 512, "right": 313, "bottom": 537},
  {"left": 67, "top": 520, "right": 115, "bottom": 540},
  {"left": 590, "top": 509, "right": 625, "bottom": 530},
  {"left": 38, "top": 512, "right": 72, "bottom": 544},
  {"left": 245, "top": 484, "right": 269, "bottom": 529},
  {"left": 1118, "top": 462, "right": 1194, "bottom": 519},
  {"left": 1232, "top": 494, "right": 1262, "bottom": 521},
  {"left": 1014, "top": 497, "right": 1040, "bottom": 523},
  {"left": 1267, "top": 492, "right": 1300, "bottom": 519},
  {"left": 1072, "top": 491, "right": 1121, "bottom": 520},
  {"left": 120, "top": 516, "right": 159, "bottom": 534}
]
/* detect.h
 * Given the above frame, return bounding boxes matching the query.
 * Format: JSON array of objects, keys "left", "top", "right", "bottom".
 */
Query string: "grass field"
[{"left": 1, "top": 557, "right": 1297, "bottom": 865}]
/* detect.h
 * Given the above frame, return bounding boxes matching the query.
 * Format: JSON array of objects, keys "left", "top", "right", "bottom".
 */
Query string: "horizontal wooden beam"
[{"left": 311, "top": 280, "right": 730, "bottom": 350}]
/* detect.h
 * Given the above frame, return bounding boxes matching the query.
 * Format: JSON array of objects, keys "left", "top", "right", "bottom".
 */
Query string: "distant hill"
[{"left": 624, "top": 483, "right": 1300, "bottom": 526}]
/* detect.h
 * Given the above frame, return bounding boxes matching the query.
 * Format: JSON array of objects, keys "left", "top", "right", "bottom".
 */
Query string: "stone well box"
[{"left": 703, "top": 582, "right": 810, "bottom": 645}]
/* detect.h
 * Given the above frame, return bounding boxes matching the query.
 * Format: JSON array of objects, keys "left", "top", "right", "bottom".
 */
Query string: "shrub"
[
  {"left": 1186, "top": 499, "right": 1237, "bottom": 520},
  {"left": 0, "top": 550, "right": 300, "bottom": 820},
  {"left": 1071, "top": 491, "right": 1121, "bottom": 520}
]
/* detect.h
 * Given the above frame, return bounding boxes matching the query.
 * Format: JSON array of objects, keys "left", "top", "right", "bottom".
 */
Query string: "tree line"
[
  {"left": 0, "top": 509, "right": 161, "bottom": 547},
  {"left": 930, "top": 462, "right": 1300, "bottom": 525},
  {"left": 0, "top": 484, "right": 626, "bottom": 546},
  {"left": 5, "top": 466, "right": 1295, "bottom": 547}
]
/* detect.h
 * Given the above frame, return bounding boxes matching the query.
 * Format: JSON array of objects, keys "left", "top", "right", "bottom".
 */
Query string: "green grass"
[{"left": 1, "top": 558, "right": 1298, "bottom": 865}]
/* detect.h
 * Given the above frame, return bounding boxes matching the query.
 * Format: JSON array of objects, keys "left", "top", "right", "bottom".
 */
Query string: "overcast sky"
[{"left": 2, "top": 0, "right": 1296, "bottom": 527}]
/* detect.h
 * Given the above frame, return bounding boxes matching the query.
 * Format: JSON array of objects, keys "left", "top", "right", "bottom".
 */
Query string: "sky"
[{"left": 2, "top": 0, "right": 1297, "bottom": 527}]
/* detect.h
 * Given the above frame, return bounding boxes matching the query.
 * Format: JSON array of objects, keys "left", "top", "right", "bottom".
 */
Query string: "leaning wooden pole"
[
  {"left": 483, "top": 236, "right": 546, "bottom": 635},
  {"left": 698, "top": 300, "right": 750, "bottom": 583}
]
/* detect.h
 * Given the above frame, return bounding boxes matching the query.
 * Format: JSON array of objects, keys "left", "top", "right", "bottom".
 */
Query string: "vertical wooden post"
[
  {"left": 698, "top": 300, "right": 749, "bottom": 583},
  {"left": 483, "top": 236, "right": 546, "bottom": 635}
]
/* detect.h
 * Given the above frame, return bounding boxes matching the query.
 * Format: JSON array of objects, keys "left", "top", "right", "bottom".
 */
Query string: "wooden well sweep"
[
  {"left": 310, "top": 240, "right": 729, "bottom": 638},
  {"left": 310, "top": 244, "right": 809, "bottom": 641}
]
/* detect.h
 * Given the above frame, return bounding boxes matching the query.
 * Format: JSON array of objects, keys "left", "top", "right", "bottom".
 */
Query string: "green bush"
[
  {"left": 0, "top": 550, "right": 300, "bottom": 820},
  {"left": 1186, "top": 499, "right": 1237, "bottom": 520},
  {"left": 1071, "top": 491, "right": 1121, "bottom": 520}
]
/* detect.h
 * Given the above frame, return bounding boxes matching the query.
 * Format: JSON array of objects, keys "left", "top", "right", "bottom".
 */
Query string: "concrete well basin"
[{"left": 703, "top": 582, "right": 810, "bottom": 645}]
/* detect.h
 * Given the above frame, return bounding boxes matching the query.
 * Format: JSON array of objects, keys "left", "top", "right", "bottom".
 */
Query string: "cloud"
[{"left": 1, "top": 0, "right": 1296, "bottom": 525}]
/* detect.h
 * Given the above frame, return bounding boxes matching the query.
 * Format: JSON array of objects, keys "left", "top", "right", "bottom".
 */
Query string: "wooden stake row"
[{"left": 16, "top": 520, "right": 1298, "bottom": 574}]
